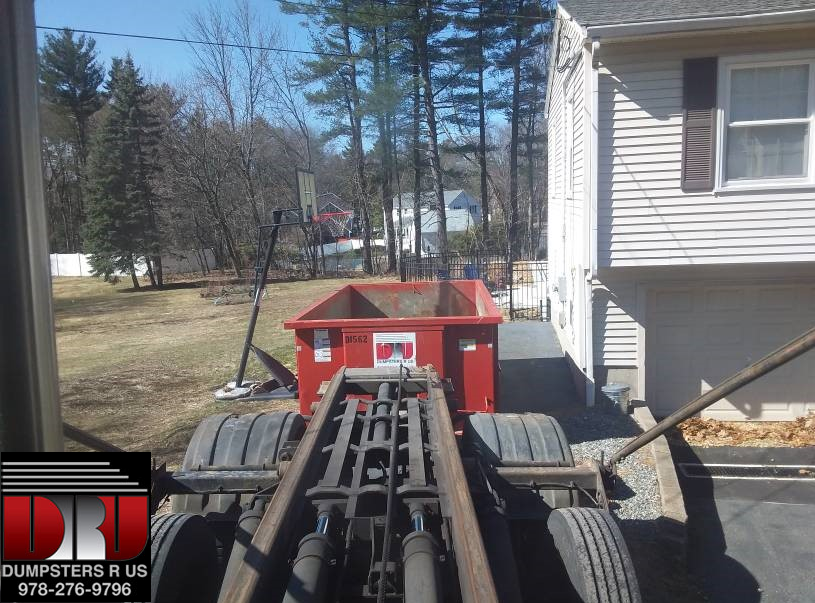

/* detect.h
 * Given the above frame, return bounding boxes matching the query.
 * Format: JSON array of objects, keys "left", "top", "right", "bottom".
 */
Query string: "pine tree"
[
  {"left": 84, "top": 56, "right": 161, "bottom": 288},
  {"left": 284, "top": 0, "right": 377, "bottom": 273},
  {"left": 39, "top": 28, "right": 105, "bottom": 250},
  {"left": 491, "top": 0, "right": 550, "bottom": 260},
  {"left": 39, "top": 28, "right": 105, "bottom": 167},
  {"left": 444, "top": 0, "right": 503, "bottom": 243},
  {"left": 415, "top": 0, "right": 450, "bottom": 260}
]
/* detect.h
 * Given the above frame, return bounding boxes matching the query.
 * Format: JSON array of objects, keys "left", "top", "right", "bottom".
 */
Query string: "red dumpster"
[{"left": 284, "top": 280, "right": 503, "bottom": 415}]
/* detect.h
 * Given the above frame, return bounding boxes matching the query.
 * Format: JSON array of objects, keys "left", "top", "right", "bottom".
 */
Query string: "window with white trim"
[{"left": 720, "top": 54, "right": 815, "bottom": 187}]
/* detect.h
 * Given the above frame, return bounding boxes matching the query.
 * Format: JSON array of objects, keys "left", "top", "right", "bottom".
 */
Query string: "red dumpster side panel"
[{"left": 444, "top": 325, "right": 499, "bottom": 413}]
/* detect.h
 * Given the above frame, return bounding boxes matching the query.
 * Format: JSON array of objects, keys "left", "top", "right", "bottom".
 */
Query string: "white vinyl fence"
[{"left": 50, "top": 249, "right": 216, "bottom": 277}]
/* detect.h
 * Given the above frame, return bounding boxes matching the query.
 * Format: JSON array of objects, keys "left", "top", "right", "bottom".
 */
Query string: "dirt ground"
[
  {"left": 53, "top": 275, "right": 392, "bottom": 467},
  {"left": 673, "top": 415, "right": 815, "bottom": 447}
]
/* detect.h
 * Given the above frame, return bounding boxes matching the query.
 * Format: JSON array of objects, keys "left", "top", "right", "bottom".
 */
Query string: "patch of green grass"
[{"left": 55, "top": 274, "right": 393, "bottom": 466}]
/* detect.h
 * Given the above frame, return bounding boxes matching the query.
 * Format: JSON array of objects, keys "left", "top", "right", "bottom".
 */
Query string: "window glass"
[
  {"left": 726, "top": 123, "right": 809, "bottom": 179},
  {"left": 730, "top": 64, "right": 809, "bottom": 121}
]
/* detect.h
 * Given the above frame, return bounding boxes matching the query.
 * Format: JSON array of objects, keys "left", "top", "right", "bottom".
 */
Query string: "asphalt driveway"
[{"left": 674, "top": 445, "right": 815, "bottom": 603}]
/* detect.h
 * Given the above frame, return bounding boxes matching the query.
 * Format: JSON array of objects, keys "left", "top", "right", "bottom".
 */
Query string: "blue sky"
[
  {"left": 35, "top": 0, "right": 310, "bottom": 85},
  {"left": 35, "top": 0, "right": 511, "bottom": 139}
]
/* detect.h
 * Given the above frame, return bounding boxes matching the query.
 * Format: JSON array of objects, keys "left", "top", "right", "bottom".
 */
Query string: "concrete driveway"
[
  {"left": 674, "top": 445, "right": 815, "bottom": 603},
  {"left": 497, "top": 321, "right": 581, "bottom": 414}
]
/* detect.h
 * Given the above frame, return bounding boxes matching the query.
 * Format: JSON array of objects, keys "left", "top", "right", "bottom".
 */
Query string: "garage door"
[{"left": 646, "top": 282, "right": 815, "bottom": 420}]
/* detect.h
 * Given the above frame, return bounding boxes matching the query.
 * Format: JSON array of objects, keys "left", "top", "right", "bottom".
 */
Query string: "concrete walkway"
[{"left": 497, "top": 321, "right": 581, "bottom": 414}]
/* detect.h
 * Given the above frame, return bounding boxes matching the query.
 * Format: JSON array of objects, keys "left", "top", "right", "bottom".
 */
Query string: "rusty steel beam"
[
  {"left": 62, "top": 422, "right": 124, "bottom": 453},
  {"left": 609, "top": 325, "right": 815, "bottom": 466},
  {"left": 167, "top": 470, "right": 280, "bottom": 494},
  {"left": 219, "top": 367, "right": 347, "bottom": 603},
  {"left": 425, "top": 368, "right": 499, "bottom": 603},
  {"left": 494, "top": 465, "right": 602, "bottom": 491}
]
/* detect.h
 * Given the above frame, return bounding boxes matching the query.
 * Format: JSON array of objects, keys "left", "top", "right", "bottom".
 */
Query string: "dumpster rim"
[{"left": 283, "top": 280, "right": 504, "bottom": 330}]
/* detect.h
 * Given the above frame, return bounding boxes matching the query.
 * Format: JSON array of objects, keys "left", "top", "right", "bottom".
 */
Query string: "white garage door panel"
[{"left": 647, "top": 282, "right": 815, "bottom": 420}]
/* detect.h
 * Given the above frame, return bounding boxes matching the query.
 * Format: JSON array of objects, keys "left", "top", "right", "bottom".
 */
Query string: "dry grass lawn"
[{"left": 54, "top": 275, "right": 392, "bottom": 467}]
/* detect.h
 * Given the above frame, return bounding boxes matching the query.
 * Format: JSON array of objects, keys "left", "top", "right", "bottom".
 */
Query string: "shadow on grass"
[{"left": 117, "top": 281, "right": 204, "bottom": 292}]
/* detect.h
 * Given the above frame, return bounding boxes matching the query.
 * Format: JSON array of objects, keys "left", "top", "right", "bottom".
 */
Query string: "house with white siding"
[
  {"left": 547, "top": 0, "right": 815, "bottom": 420},
  {"left": 390, "top": 190, "right": 481, "bottom": 253}
]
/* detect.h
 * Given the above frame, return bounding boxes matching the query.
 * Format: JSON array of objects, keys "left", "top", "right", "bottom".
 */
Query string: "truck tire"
[
  {"left": 546, "top": 507, "right": 641, "bottom": 603},
  {"left": 151, "top": 513, "right": 220, "bottom": 603},
  {"left": 173, "top": 411, "right": 305, "bottom": 515},
  {"left": 463, "top": 413, "right": 575, "bottom": 507}
]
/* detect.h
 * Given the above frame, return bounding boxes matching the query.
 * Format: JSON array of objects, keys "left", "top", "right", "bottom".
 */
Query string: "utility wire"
[
  {"left": 35, "top": 25, "right": 357, "bottom": 58},
  {"left": 36, "top": 22, "right": 556, "bottom": 68},
  {"left": 37, "top": 3, "right": 560, "bottom": 66}
]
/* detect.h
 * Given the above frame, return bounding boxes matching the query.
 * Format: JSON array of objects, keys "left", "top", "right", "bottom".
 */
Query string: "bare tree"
[
  {"left": 163, "top": 95, "right": 244, "bottom": 276},
  {"left": 187, "top": 0, "right": 279, "bottom": 227}
]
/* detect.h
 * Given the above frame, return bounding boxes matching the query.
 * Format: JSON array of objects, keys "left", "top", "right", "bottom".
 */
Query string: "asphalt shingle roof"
[{"left": 559, "top": 0, "right": 815, "bottom": 27}]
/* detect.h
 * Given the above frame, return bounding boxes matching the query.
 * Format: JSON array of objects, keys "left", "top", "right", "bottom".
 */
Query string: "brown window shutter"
[{"left": 681, "top": 57, "right": 717, "bottom": 192}]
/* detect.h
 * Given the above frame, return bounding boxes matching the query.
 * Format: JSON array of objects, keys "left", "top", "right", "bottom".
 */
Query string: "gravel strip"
[{"left": 559, "top": 407, "right": 662, "bottom": 521}]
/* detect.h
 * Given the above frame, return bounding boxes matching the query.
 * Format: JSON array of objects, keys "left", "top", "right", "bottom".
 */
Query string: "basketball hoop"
[{"left": 315, "top": 210, "right": 354, "bottom": 238}]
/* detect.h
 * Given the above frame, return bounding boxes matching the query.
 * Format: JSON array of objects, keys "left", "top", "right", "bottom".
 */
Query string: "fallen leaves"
[{"left": 677, "top": 413, "right": 815, "bottom": 447}]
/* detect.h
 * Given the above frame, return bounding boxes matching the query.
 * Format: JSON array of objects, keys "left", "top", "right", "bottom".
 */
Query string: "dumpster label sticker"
[
  {"left": 313, "top": 329, "right": 332, "bottom": 363},
  {"left": 458, "top": 338, "right": 477, "bottom": 352},
  {"left": 373, "top": 332, "right": 417, "bottom": 367}
]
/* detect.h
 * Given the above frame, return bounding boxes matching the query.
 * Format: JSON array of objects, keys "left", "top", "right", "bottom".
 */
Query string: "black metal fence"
[{"left": 400, "top": 253, "right": 548, "bottom": 321}]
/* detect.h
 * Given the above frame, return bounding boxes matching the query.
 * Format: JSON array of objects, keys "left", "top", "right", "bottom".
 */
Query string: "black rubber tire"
[
  {"left": 546, "top": 507, "right": 641, "bottom": 603},
  {"left": 172, "top": 411, "right": 305, "bottom": 514},
  {"left": 463, "top": 413, "right": 575, "bottom": 507},
  {"left": 151, "top": 513, "right": 220, "bottom": 603}
]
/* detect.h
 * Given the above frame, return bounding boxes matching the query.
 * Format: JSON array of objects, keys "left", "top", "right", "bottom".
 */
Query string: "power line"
[
  {"left": 35, "top": 25, "right": 356, "bottom": 58},
  {"left": 36, "top": 5, "right": 559, "bottom": 66}
]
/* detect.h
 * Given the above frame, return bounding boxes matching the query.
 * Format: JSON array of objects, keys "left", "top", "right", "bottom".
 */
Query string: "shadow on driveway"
[
  {"left": 498, "top": 322, "right": 582, "bottom": 415},
  {"left": 672, "top": 442, "right": 815, "bottom": 602}
]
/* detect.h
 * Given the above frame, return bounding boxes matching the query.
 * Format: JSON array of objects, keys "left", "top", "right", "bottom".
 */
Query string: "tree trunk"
[
  {"left": 145, "top": 257, "right": 157, "bottom": 287},
  {"left": 477, "top": 7, "right": 489, "bottom": 243},
  {"left": 418, "top": 0, "right": 447, "bottom": 261},
  {"left": 341, "top": 15, "right": 373, "bottom": 274},
  {"left": 508, "top": 0, "right": 524, "bottom": 262},
  {"left": 212, "top": 202, "right": 243, "bottom": 276},
  {"left": 153, "top": 255, "right": 163, "bottom": 287},
  {"left": 129, "top": 256, "right": 140, "bottom": 289},
  {"left": 372, "top": 24, "right": 397, "bottom": 273},
  {"left": 411, "top": 40, "right": 423, "bottom": 260}
]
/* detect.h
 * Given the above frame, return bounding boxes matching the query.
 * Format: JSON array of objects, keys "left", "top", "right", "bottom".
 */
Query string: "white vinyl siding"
[
  {"left": 547, "top": 14, "right": 586, "bottom": 361},
  {"left": 592, "top": 280, "right": 638, "bottom": 366},
  {"left": 596, "top": 28, "right": 815, "bottom": 267}
]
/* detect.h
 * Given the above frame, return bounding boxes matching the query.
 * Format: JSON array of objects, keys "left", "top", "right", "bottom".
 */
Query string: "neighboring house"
[
  {"left": 390, "top": 190, "right": 482, "bottom": 253},
  {"left": 547, "top": 0, "right": 815, "bottom": 420}
]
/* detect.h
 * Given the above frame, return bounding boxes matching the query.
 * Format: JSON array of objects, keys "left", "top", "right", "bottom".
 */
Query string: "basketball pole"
[{"left": 234, "top": 209, "right": 283, "bottom": 389}]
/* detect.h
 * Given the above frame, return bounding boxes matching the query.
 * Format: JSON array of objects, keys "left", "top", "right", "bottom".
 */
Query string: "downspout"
[{"left": 583, "top": 38, "right": 600, "bottom": 407}]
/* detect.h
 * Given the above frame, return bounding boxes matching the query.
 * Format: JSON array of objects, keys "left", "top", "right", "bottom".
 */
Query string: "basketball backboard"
[{"left": 296, "top": 169, "right": 317, "bottom": 222}]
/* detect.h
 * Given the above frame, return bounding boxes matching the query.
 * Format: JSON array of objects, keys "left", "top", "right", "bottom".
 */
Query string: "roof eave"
[
  {"left": 545, "top": 4, "right": 587, "bottom": 115},
  {"left": 585, "top": 8, "right": 815, "bottom": 41}
]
